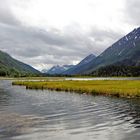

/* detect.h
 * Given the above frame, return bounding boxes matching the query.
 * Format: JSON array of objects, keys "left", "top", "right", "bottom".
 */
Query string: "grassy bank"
[
  {"left": 12, "top": 80, "right": 140, "bottom": 98},
  {"left": 0, "top": 76, "right": 66, "bottom": 81}
]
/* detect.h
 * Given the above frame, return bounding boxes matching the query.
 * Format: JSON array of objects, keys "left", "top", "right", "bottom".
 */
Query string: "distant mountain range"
[
  {"left": 63, "top": 54, "right": 96, "bottom": 74},
  {"left": 2, "top": 27, "right": 140, "bottom": 77},
  {"left": 42, "top": 65, "right": 74, "bottom": 75},
  {"left": 0, "top": 50, "right": 40, "bottom": 77},
  {"left": 65, "top": 27, "right": 140, "bottom": 75}
]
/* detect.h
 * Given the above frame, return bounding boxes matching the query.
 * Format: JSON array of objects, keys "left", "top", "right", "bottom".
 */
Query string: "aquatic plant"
[{"left": 12, "top": 80, "right": 140, "bottom": 98}]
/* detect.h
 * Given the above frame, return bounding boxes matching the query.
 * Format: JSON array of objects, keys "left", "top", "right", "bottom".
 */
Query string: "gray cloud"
[
  {"left": 125, "top": 0, "right": 140, "bottom": 26},
  {"left": 0, "top": 22, "right": 122, "bottom": 69},
  {"left": 0, "top": 0, "right": 20, "bottom": 26},
  {"left": 0, "top": 0, "right": 136, "bottom": 70}
]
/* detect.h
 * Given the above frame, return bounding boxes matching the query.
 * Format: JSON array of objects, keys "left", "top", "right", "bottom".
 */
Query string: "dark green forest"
[
  {"left": 0, "top": 66, "right": 40, "bottom": 77},
  {"left": 91, "top": 65, "right": 140, "bottom": 77},
  {"left": 0, "top": 50, "right": 40, "bottom": 77}
]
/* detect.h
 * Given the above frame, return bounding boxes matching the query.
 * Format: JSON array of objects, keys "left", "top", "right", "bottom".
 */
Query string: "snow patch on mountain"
[{"left": 43, "top": 65, "right": 74, "bottom": 74}]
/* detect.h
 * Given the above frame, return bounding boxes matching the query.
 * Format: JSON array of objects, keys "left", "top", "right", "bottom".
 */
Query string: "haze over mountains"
[
  {"left": 0, "top": 27, "right": 140, "bottom": 77},
  {"left": 43, "top": 26, "right": 140, "bottom": 76},
  {"left": 1, "top": 0, "right": 140, "bottom": 72},
  {"left": 42, "top": 65, "right": 74, "bottom": 75},
  {"left": 43, "top": 54, "right": 96, "bottom": 75},
  {"left": 64, "top": 27, "right": 140, "bottom": 75},
  {"left": 63, "top": 54, "right": 96, "bottom": 75}
]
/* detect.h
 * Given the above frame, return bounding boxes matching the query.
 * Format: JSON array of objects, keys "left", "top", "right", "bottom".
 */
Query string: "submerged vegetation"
[{"left": 12, "top": 80, "right": 140, "bottom": 98}]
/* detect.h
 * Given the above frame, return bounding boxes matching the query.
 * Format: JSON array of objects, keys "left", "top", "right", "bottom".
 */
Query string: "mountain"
[
  {"left": 41, "top": 69, "right": 48, "bottom": 73},
  {"left": 64, "top": 54, "right": 96, "bottom": 74},
  {"left": 45, "top": 65, "right": 74, "bottom": 75},
  {"left": 65, "top": 27, "right": 140, "bottom": 75},
  {"left": 78, "top": 54, "right": 96, "bottom": 65},
  {"left": 0, "top": 50, "right": 40, "bottom": 76}
]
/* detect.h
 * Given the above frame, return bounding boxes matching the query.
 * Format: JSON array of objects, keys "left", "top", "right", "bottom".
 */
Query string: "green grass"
[
  {"left": 12, "top": 80, "right": 140, "bottom": 98},
  {"left": 0, "top": 76, "right": 65, "bottom": 80}
]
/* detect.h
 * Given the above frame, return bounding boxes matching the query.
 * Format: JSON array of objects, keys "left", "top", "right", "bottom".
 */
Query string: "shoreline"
[{"left": 12, "top": 80, "right": 140, "bottom": 98}]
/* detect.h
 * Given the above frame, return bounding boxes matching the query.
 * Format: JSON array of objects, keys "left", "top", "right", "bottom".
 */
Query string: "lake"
[{"left": 0, "top": 80, "right": 140, "bottom": 140}]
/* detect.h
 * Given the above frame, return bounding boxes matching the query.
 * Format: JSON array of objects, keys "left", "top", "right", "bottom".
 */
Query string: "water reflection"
[{"left": 0, "top": 80, "right": 140, "bottom": 140}]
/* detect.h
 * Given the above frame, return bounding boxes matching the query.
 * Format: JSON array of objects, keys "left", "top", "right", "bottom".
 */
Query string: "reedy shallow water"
[{"left": 0, "top": 80, "right": 140, "bottom": 140}]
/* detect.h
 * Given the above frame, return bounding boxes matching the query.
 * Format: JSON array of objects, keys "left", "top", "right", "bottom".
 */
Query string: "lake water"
[{"left": 0, "top": 80, "right": 140, "bottom": 140}]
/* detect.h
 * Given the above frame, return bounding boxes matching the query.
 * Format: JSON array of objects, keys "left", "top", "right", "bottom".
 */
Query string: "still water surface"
[{"left": 0, "top": 80, "right": 140, "bottom": 140}]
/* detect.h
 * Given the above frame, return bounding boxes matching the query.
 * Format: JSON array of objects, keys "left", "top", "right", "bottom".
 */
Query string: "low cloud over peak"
[{"left": 0, "top": 0, "right": 139, "bottom": 70}]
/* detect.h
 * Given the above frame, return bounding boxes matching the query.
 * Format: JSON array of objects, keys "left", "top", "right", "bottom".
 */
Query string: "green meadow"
[{"left": 12, "top": 80, "right": 140, "bottom": 98}]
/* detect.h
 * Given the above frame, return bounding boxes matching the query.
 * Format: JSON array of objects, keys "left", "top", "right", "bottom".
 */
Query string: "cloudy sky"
[{"left": 0, "top": 0, "right": 139, "bottom": 70}]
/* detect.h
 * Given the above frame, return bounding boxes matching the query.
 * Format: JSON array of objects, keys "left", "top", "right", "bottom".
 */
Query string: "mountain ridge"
[
  {"left": 0, "top": 50, "right": 40, "bottom": 76},
  {"left": 65, "top": 27, "right": 140, "bottom": 75},
  {"left": 43, "top": 65, "right": 74, "bottom": 75},
  {"left": 63, "top": 54, "right": 96, "bottom": 74}
]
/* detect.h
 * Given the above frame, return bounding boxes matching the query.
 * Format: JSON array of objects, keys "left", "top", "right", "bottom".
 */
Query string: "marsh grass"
[{"left": 12, "top": 80, "right": 140, "bottom": 98}]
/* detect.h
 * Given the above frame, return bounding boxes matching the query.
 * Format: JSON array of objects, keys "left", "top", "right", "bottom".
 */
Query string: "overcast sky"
[{"left": 0, "top": 0, "right": 140, "bottom": 70}]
